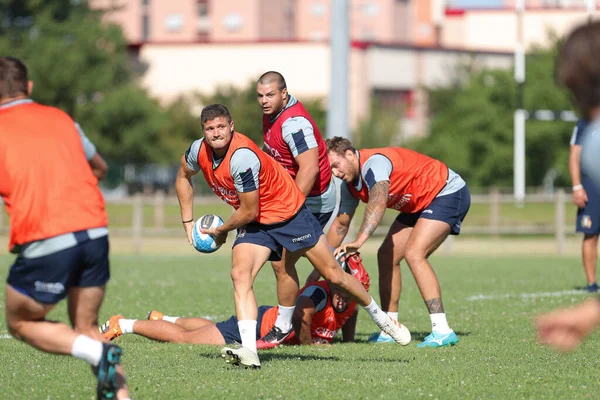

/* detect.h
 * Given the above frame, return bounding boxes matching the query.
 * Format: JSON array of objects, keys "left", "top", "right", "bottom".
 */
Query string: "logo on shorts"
[
  {"left": 34, "top": 281, "right": 65, "bottom": 295},
  {"left": 237, "top": 228, "right": 246, "bottom": 238},
  {"left": 292, "top": 233, "right": 312, "bottom": 243},
  {"left": 582, "top": 215, "right": 592, "bottom": 229},
  {"left": 422, "top": 209, "right": 434, "bottom": 214}
]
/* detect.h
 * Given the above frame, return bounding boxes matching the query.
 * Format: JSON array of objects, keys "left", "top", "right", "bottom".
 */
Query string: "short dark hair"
[
  {"left": 257, "top": 71, "right": 287, "bottom": 91},
  {"left": 200, "top": 104, "right": 232, "bottom": 127},
  {"left": 0, "top": 56, "right": 28, "bottom": 100},
  {"left": 557, "top": 21, "right": 600, "bottom": 118},
  {"left": 326, "top": 136, "right": 356, "bottom": 155}
]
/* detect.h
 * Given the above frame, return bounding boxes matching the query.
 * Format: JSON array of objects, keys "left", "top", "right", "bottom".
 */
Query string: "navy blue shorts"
[
  {"left": 576, "top": 177, "right": 600, "bottom": 235},
  {"left": 234, "top": 204, "right": 324, "bottom": 261},
  {"left": 6, "top": 232, "right": 110, "bottom": 305},
  {"left": 395, "top": 185, "right": 471, "bottom": 235},
  {"left": 215, "top": 305, "right": 273, "bottom": 344},
  {"left": 312, "top": 211, "right": 333, "bottom": 229}
]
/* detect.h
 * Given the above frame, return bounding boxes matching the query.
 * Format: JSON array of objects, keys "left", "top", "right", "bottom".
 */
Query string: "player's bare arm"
[
  {"left": 175, "top": 155, "right": 199, "bottom": 244},
  {"left": 88, "top": 153, "right": 108, "bottom": 180},
  {"left": 326, "top": 213, "right": 354, "bottom": 248},
  {"left": 358, "top": 181, "right": 389, "bottom": 242},
  {"left": 294, "top": 147, "right": 320, "bottom": 197},
  {"left": 569, "top": 144, "right": 587, "bottom": 208},
  {"left": 292, "top": 296, "right": 317, "bottom": 345},
  {"left": 335, "top": 181, "right": 389, "bottom": 256},
  {"left": 205, "top": 190, "right": 259, "bottom": 246}
]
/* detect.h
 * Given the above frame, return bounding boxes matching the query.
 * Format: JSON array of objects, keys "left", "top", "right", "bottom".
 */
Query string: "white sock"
[
  {"left": 378, "top": 312, "right": 399, "bottom": 338},
  {"left": 118, "top": 319, "right": 136, "bottom": 334},
  {"left": 163, "top": 316, "right": 179, "bottom": 323},
  {"left": 430, "top": 313, "right": 452, "bottom": 334},
  {"left": 238, "top": 320, "right": 258, "bottom": 353},
  {"left": 71, "top": 335, "right": 103, "bottom": 367},
  {"left": 363, "top": 297, "right": 387, "bottom": 326},
  {"left": 274, "top": 305, "right": 294, "bottom": 332}
]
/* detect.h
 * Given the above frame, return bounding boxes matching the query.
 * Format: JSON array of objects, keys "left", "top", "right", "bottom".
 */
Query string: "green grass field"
[{"left": 1, "top": 253, "right": 599, "bottom": 399}]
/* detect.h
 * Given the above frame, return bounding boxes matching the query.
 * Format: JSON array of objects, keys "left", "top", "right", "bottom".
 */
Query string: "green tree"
[
  {"left": 353, "top": 99, "right": 401, "bottom": 149},
  {"left": 198, "top": 81, "right": 327, "bottom": 143},
  {"left": 411, "top": 41, "right": 575, "bottom": 189},
  {"left": 0, "top": 0, "right": 190, "bottom": 165}
]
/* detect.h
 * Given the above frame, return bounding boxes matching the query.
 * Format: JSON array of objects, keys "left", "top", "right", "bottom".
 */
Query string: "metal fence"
[{"left": 0, "top": 189, "right": 575, "bottom": 254}]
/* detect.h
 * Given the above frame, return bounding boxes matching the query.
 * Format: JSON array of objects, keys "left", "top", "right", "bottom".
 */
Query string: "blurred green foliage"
[
  {"left": 0, "top": 1, "right": 579, "bottom": 190},
  {"left": 412, "top": 39, "right": 576, "bottom": 189},
  {"left": 197, "top": 81, "right": 327, "bottom": 144}
]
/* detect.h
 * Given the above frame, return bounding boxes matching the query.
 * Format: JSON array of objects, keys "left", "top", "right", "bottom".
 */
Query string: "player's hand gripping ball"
[{"left": 192, "top": 214, "right": 224, "bottom": 253}]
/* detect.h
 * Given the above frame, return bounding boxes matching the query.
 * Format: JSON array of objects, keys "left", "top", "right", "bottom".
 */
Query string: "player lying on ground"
[{"left": 101, "top": 254, "right": 370, "bottom": 346}]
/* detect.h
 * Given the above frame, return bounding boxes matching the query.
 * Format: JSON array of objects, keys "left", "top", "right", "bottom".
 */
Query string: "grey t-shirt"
[
  {"left": 275, "top": 95, "right": 336, "bottom": 214},
  {"left": 185, "top": 139, "right": 260, "bottom": 193},
  {"left": 581, "top": 119, "right": 600, "bottom": 189}
]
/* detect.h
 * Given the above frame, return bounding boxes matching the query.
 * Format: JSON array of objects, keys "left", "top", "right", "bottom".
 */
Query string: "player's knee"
[
  {"left": 230, "top": 265, "right": 252, "bottom": 286},
  {"left": 322, "top": 267, "right": 345, "bottom": 287},
  {"left": 404, "top": 246, "right": 426, "bottom": 267},
  {"left": 6, "top": 317, "right": 24, "bottom": 341}
]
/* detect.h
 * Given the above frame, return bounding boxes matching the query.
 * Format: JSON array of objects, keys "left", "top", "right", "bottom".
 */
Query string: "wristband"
[
  {"left": 573, "top": 184, "right": 584, "bottom": 191},
  {"left": 182, "top": 219, "right": 194, "bottom": 224}
]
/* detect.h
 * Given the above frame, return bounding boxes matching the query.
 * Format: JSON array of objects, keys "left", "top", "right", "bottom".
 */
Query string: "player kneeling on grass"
[
  {"left": 172, "top": 104, "right": 410, "bottom": 369},
  {"left": 100, "top": 255, "right": 371, "bottom": 348}
]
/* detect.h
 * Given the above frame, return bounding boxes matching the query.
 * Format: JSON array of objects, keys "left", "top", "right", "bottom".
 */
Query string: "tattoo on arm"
[
  {"left": 335, "top": 224, "right": 348, "bottom": 236},
  {"left": 358, "top": 181, "right": 389, "bottom": 238},
  {"left": 425, "top": 298, "right": 444, "bottom": 314}
]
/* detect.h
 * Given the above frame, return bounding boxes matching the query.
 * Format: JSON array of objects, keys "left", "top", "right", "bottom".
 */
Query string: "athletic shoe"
[
  {"left": 256, "top": 326, "right": 292, "bottom": 349},
  {"left": 100, "top": 315, "right": 124, "bottom": 341},
  {"left": 417, "top": 330, "right": 459, "bottom": 348},
  {"left": 377, "top": 317, "right": 411, "bottom": 345},
  {"left": 221, "top": 344, "right": 261, "bottom": 369},
  {"left": 147, "top": 310, "right": 164, "bottom": 321},
  {"left": 367, "top": 331, "right": 396, "bottom": 343},
  {"left": 586, "top": 282, "right": 599, "bottom": 293},
  {"left": 94, "top": 343, "right": 122, "bottom": 400}
]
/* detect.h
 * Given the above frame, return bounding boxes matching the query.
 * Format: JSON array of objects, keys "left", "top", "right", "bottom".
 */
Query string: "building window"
[
  {"left": 197, "top": 0, "right": 209, "bottom": 17},
  {"left": 311, "top": 2, "right": 325, "bottom": 17},
  {"left": 223, "top": 13, "right": 243, "bottom": 32},
  {"left": 165, "top": 14, "right": 183, "bottom": 32},
  {"left": 373, "top": 89, "right": 414, "bottom": 119},
  {"left": 361, "top": 2, "right": 379, "bottom": 17},
  {"left": 142, "top": 14, "right": 150, "bottom": 41}
]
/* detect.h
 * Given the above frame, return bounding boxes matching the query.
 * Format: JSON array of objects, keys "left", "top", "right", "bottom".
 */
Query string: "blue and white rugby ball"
[{"left": 192, "top": 214, "right": 224, "bottom": 253}]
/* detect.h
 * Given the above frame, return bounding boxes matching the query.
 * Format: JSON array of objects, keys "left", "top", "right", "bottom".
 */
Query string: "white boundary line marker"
[{"left": 467, "top": 290, "right": 587, "bottom": 301}]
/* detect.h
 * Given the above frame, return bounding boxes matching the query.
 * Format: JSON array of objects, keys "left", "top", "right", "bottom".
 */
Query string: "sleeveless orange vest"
[
  {"left": 196, "top": 132, "right": 305, "bottom": 225},
  {"left": 0, "top": 102, "right": 107, "bottom": 251},
  {"left": 348, "top": 148, "right": 448, "bottom": 213}
]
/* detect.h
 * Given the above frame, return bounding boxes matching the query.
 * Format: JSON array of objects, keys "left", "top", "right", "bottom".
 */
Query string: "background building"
[{"left": 89, "top": 0, "right": 598, "bottom": 138}]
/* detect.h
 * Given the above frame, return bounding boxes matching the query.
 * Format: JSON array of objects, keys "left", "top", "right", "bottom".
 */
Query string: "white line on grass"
[
  {"left": 467, "top": 289, "right": 587, "bottom": 302},
  {"left": 0, "top": 333, "right": 12, "bottom": 339}
]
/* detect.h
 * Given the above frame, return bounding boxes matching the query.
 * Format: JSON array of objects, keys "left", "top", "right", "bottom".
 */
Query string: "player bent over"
[
  {"left": 0, "top": 57, "right": 129, "bottom": 399},
  {"left": 319, "top": 137, "right": 470, "bottom": 347},
  {"left": 101, "top": 255, "right": 371, "bottom": 346},
  {"left": 175, "top": 104, "right": 410, "bottom": 368}
]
